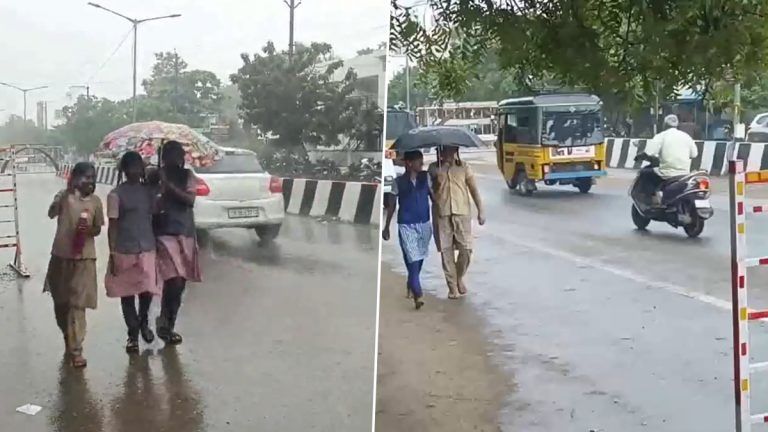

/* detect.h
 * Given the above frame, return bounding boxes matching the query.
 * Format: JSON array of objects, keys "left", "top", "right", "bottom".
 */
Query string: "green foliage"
[
  {"left": 142, "top": 51, "right": 223, "bottom": 127},
  {"left": 387, "top": 66, "right": 430, "bottom": 107},
  {"left": 391, "top": 0, "right": 768, "bottom": 105},
  {"left": 57, "top": 96, "right": 131, "bottom": 155},
  {"left": 0, "top": 115, "right": 50, "bottom": 145},
  {"left": 231, "top": 41, "right": 382, "bottom": 152}
]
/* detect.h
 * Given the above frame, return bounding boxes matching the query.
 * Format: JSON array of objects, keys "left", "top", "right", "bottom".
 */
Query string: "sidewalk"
[{"left": 375, "top": 267, "right": 509, "bottom": 432}]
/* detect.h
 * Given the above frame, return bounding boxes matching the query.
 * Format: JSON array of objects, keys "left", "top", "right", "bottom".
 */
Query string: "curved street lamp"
[{"left": 86, "top": 2, "right": 181, "bottom": 122}]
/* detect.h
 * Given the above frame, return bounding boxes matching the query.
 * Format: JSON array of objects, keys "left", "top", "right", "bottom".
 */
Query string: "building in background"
[
  {"left": 36, "top": 101, "right": 48, "bottom": 130},
  {"left": 322, "top": 48, "right": 387, "bottom": 109}
]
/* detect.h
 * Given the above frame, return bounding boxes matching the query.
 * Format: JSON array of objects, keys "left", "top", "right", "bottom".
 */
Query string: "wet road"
[
  {"left": 381, "top": 153, "right": 768, "bottom": 431},
  {"left": 0, "top": 175, "right": 378, "bottom": 432}
]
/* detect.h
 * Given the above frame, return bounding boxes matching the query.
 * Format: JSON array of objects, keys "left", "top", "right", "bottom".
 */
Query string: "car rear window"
[{"left": 195, "top": 153, "right": 264, "bottom": 174}]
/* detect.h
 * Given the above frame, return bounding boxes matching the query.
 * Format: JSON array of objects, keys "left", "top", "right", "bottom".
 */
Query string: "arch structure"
[{"left": 0, "top": 144, "right": 63, "bottom": 174}]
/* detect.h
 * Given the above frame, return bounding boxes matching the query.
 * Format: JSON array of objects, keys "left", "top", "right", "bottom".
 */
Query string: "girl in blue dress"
[{"left": 382, "top": 150, "right": 434, "bottom": 310}]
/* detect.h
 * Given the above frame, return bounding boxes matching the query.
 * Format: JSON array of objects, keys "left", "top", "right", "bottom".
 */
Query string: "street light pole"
[
  {"left": 87, "top": 2, "right": 181, "bottom": 122},
  {"left": 132, "top": 21, "right": 138, "bottom": 121},
  {"left": 0, "top": 82, "right": 48, "bottom": 123}
]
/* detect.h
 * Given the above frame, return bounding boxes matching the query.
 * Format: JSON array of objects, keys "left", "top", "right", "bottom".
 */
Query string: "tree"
[
  {"left": 391, "top": 0, "right": 768, "bottom": 105},
  {"left": 387, "top": 66, "right": 430, "bottom": 107},
  {"left": 56, "top": 96, "right": 131, "bottom": 155},
  {"left": 0, "top": 115, "right": 49, "bottom": 145},
  {"left": 231, "top": 41, "right": 367, "bottom": 152},
  {"left": 142, "top": 51, "right": 223, "bottom": 127}
]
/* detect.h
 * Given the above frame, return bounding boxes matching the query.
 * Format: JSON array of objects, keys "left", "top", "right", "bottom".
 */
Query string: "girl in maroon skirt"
[
  {"left": 154, "top": 141, "right": 202, "bottom": 345},
  {"left": 106, "top": 151, "right": 161, "bottom": 353}
]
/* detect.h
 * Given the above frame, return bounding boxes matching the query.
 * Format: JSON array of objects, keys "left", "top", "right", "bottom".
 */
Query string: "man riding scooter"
[{"left": 634, "top": 114, "right": 699, "bottom": 206}]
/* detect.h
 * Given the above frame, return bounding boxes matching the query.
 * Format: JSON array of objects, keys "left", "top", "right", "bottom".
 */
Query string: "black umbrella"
[{"left": 393, "top": 126, "right": 484, "bottom": 152}]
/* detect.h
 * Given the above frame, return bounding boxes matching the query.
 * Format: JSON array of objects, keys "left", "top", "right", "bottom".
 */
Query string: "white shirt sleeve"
[
  {"left": 645, "top": 132, "right": 663, "bottom": 157},
  {"left": 391, "top": 176, "right": 399, "bottom": 196},
  {"left": 689, "top": 138, "right": 699, "bottom": 159}
]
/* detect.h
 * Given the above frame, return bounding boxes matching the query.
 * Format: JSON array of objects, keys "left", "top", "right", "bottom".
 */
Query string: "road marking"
[{"left": 499, "top": 233, "right": 734, "bottom": 312}]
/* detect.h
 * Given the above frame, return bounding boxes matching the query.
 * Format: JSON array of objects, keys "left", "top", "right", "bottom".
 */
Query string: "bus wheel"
[{"left": 516, "top": 170, "right": 534, "bottom": 196}]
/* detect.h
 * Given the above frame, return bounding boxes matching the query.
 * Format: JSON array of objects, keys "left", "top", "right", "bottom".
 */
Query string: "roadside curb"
[{"left": 56, "top": 164, "right": 381, "bottom": 226}]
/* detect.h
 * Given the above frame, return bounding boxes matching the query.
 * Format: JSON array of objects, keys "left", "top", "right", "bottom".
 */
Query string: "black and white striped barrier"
[
  {"left": 605, "top": 138, "right": 768, "bottom": 175},
  {"left": 56, "top": 165, "right": 381, "bottom": 225}
]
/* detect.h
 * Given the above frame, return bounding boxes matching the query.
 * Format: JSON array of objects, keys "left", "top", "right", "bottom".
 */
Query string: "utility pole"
[
  {"left": 173, "top": 50, "right": 179, "bottom": 115},
  {"left": 405, "top": 56, "right": 411, "bottom": 111},
  {"left": 87, "top": 3, "right": 181, "bottom": 123},
  {"left": 283, "top": 0, "right": 302, "bottom": 60},
  {"left": 0, "top": 82, "right": 48, "bottom": 123}
]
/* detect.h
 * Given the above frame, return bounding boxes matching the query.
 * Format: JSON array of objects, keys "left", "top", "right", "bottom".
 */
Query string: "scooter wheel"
[
  {"left": 631, "top": 204, "right": 651, "bottom": 230},
  {"left": 684, "top": 213, "right": 705, "bottom": 238}
]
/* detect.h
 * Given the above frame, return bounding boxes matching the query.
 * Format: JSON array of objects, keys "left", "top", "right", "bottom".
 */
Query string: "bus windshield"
[
  {"left": 541, "top": 105, "right": 603, "bottom": 147},
  {"left": 386, "top": 110, "right": 417, "bottom": 141}
]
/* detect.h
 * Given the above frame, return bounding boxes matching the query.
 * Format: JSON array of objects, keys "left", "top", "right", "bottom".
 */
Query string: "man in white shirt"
[
  {"left": 635, "top": 114, "right": 699, "bottom": 204},
  {"left": 644, "top": 114, "right": 699, "bottom": 177}
]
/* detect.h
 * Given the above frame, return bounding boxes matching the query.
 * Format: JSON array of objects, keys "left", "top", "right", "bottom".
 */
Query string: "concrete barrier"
[
  {"left": 56, "top": 164, "right": 381, "bottom": 225},
  {"left": 605, "top": 138, "right": 768, "bottom": 176}
]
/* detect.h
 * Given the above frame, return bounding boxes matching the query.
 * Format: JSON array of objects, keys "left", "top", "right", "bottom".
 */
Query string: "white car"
[
  {"left": 192, "top": 147, "right": 285, "bottom": 241},
  {"left": 750, "top": 112, "right": 768, "bottom": 130}
]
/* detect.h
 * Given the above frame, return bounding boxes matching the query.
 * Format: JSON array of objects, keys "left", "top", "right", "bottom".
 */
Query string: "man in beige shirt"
[{"left": 428, "top": 146, "right": 485, "bottom": 298}]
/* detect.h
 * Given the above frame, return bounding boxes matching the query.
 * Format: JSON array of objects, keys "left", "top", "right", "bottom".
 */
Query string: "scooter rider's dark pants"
[{"left": 638, "top": 166, "right": 663, "bottom": 197}]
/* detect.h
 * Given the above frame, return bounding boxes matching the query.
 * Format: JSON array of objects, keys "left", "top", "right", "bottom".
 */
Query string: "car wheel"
[{"left": 255, "top": 224, "right": 281, "bottom": 242}]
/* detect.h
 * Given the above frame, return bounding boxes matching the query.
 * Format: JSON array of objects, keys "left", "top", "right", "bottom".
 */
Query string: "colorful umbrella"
[{"left": 97, "top": 121, "right": 221, "bottom": 167}]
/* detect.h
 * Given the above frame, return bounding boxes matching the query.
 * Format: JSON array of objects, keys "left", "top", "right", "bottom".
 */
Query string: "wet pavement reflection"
[{"left": 1, "top": 175, "right": 378, "bottom": 431}]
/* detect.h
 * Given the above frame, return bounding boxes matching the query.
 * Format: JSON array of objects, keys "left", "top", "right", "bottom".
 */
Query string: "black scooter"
[{"left": 630, "top": 153, "right": 714, "bottom": 238}]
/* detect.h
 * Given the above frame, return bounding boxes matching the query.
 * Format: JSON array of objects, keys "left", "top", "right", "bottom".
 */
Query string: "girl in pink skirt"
[
  {"left": 153, "top": 141, "right": 202, "bottom": 345},
  {"left": 106, "top": 151, "right": 161, "bottom": 353}
]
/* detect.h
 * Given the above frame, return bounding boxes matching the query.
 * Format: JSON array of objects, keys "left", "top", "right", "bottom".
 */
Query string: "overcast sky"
[{"left": 0, "top": 0, "right": 388, "bottom": 123}]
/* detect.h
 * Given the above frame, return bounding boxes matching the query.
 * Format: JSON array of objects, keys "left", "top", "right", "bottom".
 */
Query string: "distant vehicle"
[
  {"left": 750, "top": 112, "right": 768, "bottom": 130},
  {"left": 192, "top": 146, "right": 285, "bottom": 242},
  {"left": 496, "top": 93, "right": 607, "bottom": 195},
  {"left": 383, "top": 107, "right": 416, "bottom": 204},
  {"left": 747, "top": 125, "right": 768, "bottom": 143}
]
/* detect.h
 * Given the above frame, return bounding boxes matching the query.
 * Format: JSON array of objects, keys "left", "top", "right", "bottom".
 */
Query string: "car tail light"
[
  {"left": 270, "top": 176, "right": 283, "bottom": 193},
  {"left": 195, "top": 178, "right": 210, "bottom": 196},
  {"left": 542, "top": 165, "right": 551, "bottom": 174},
  {"left": 593, "top": 162, "right": 600, "bottom": 170},
  {"left": 698, "top": 178, "right": 710, "bottom": 190}
]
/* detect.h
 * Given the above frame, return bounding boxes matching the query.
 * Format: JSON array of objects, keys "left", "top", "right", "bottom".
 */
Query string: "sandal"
[
  {"left": 140, "top": 325, "right": 155, "bottom": 344},
  {"left": 71, "top": 355, "right": 87, "bottom": 368},
  {"left": 125, "top": 338, "right": 139, "bottom": 354},
  {"left": 447, "top": 293, "right": 460, "bottom": 300},
  {"left": 158, "top": 328, "right": 183, "bottom": 345},
  {"left": 414, "top": 298, "right": 425, "bottom": 310}
]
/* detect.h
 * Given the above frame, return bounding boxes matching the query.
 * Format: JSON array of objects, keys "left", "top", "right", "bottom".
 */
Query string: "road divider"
[
  {"left": 606, "top": 138, "right": 768, "bottom": 176},
  {"left": 56, "top": 164, "right": 381, "bottom": 226}
]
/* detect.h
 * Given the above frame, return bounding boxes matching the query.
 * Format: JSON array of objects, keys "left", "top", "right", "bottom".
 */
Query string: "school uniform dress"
[
  {"left": 154, "top": 169, "right": 201, "bottom": 336},
  {"left": 393, "top": 172, "right": 433, "bottom": 298},
  {"left": 428, "top": 161, "right": 476, "bottom": 296},
  {"left": 105, "top": 183, "right": 161, "bottom": 298},
  {"left": 44, "top": 191, "right": 104, "bottom": 357},
  {"left": 155, "top": 172, "right": 201, "bottom": 283}
]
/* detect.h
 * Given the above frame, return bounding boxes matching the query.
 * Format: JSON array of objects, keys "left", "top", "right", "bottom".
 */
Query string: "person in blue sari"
[{"left": 382, "top": 150, "right": 434, "bottom": 310}]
